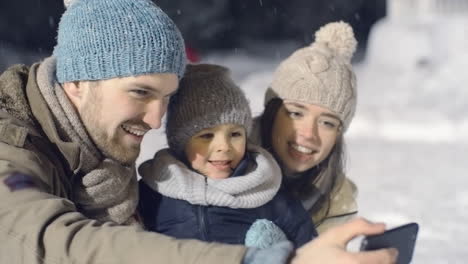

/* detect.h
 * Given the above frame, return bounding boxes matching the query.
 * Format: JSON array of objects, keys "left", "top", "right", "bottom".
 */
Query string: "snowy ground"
[{"left": 138, "top": 48, "right": 468, "bottom": 263}]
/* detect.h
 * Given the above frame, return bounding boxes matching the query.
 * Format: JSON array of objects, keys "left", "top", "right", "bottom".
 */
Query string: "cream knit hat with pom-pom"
[{"left": 265, "top": 21, "right": 358, "bottom": 131}]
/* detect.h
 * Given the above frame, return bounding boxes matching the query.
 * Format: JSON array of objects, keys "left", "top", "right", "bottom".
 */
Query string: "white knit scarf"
[
  {"left": 36, "top": 57, "right": 139, "bottom": 225},
  {"left": 139, "top": 144, "right": 282, "bottom": 209}
]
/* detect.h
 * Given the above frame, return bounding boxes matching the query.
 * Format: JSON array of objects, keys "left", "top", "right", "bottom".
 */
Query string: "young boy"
[{"left": 138, "top": 64, "right": 317, "bottom": 248}]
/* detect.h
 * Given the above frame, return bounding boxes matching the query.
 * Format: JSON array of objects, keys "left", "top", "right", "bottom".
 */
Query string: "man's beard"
[{"left": 80, "top": 89, "right": 140, "bottom": 166}]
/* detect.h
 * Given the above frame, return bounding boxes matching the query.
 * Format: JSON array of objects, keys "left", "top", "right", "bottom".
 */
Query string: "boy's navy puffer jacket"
[{"left": 139, "top": 176, "right": 317, "bottom": 248}]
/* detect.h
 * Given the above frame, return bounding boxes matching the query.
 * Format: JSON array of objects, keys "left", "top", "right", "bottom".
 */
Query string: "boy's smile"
[{"left": 208, "top": 160, "right": 233, "bottom": 170}]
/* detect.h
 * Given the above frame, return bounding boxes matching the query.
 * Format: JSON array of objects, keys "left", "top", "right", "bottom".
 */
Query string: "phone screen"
[{"left": 360, "top": 222, "right": 419, "bottom": 264}]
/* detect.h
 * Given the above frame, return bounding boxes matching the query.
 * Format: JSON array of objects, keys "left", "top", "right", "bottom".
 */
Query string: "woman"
[{"left": 252, "top": 21, "right": 358, "bottom": 233}]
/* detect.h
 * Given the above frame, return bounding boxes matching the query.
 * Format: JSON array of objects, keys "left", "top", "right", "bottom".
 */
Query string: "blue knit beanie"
[{"left": 54, "top": 0, "right": 187, "bottom": 83}]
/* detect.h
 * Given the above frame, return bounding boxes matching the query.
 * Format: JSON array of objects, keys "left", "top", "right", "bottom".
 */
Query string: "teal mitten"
[{"left": 245, "top": 219, "right": 289, "bottom": 249}]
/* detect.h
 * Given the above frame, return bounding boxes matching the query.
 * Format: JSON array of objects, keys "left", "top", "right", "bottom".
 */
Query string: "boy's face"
[{"left": 185, "top": 124, "right": 246, "bottom": 179}]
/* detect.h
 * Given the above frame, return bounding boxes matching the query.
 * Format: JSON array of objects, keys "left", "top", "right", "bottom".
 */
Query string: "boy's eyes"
[
  {"left": 198, "top": 133, "right": 214, "bottom": 139},
  {"left": 196, "top": 131, "right": 243, "bottom": 139}
]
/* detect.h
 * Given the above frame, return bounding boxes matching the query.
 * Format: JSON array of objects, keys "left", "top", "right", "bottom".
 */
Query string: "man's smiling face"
[{"left": 65, "top": 73, "right": 178, "bottom": 165}]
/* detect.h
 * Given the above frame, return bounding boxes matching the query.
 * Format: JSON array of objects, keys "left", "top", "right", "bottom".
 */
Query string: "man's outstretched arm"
[
  {"left": 0, "top": 141, "right": 246, "bottom": 264},
  {"left": 0, "top": 141, "right": 396, "bottom": 264},
  {"left": 244, "top": 218, "right": 397, "bottom": 264},
  {"left": 292, "top": 218, "right": 398, "bottom": 264}
]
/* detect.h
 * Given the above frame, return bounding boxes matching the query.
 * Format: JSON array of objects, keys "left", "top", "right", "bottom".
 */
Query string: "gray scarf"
[
  {"left": 139, "top": 144, "right": 282, "bottom": 209},
  {"left": 36, "top": 57, "right": 139, "bottom": 225}
]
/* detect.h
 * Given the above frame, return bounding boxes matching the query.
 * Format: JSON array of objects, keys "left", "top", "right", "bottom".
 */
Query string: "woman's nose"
[{"left": 297, "top": 119, "right": 319, "bottom": 141}]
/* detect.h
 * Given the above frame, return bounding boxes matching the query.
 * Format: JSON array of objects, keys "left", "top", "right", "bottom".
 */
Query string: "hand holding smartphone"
[{"left": 360, "top": 222, "right": 419, "bottom": 264}]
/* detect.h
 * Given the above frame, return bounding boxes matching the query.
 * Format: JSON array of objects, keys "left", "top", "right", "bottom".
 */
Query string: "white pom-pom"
[
  {"left": 314, "top": 21, "right": 357, "bottom": 62},
  {"left": 64, "top": 0, "right": 77, "bottom": 9}
]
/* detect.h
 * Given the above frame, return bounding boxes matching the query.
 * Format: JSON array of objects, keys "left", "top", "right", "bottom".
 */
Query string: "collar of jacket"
[
  {"left": 230, "top": 151, "right": 254, "bottom": 177},
  {"left": 26, "top": 63, "right": 82, "bottom": 173},
  {"left": 139, "top": 144, "right": 282, "bottom": 209}
]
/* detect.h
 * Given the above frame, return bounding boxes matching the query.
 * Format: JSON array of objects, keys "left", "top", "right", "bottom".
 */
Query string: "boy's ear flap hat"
[
  {"left": 265, "top": 21, "right": 358, "bottom": 131},
  {"left": 166, "top": 63, "right": 252, "bottom": 158}
]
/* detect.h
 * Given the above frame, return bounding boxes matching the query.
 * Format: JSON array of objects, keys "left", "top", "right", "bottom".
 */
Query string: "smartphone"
[{"left": 360, "top": 222, "right": 419, "bottom": 264}]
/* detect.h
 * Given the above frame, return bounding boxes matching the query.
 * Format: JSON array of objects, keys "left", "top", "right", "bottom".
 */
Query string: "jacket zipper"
[
  {"left": 198, "top": 177, "right": 209, "bottom": 241},
  {"left": 198, "top": 205, "right": 208, "bottom": 241}
]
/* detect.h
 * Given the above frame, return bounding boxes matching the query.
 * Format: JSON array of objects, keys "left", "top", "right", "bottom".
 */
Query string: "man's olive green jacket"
[{"left": 0, "top": 63, "right": 246, "bottom": 264}]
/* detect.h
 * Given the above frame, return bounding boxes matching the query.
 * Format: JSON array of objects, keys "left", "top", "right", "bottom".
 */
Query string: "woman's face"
[{"left": 271, "top": 100, "right": 341, "bottom": 174}]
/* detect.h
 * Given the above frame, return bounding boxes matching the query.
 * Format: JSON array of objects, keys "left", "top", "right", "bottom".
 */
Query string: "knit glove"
[
  {"left": 243, "top": 241, "right": 294, "bottom": 264},
  {"left": 245, "top": 219, "right": 289, "bottom": 249}
]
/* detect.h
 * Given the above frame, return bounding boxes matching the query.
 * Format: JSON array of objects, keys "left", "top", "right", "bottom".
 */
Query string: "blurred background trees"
[{"left": 0, "top": 0, "right": 385, "bottom": 68}]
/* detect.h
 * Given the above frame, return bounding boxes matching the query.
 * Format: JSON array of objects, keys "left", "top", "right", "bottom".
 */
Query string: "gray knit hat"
[
  {"left": 54, "top": 0, "right": 187, "bottom": 83},
  {"left": 166, "top": 64, "right": 252, "bottom": 157},
  {"left": 265, "top": 21, "right": 358, "bottom": 131}
]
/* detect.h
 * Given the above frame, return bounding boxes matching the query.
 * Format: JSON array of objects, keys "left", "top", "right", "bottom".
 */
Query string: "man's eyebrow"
[
  {"left": 132, "top": 82, "right": 176, "bottom": 96},
  {"left": 132, "top": 83, "right": 159, "bottom": 93}
]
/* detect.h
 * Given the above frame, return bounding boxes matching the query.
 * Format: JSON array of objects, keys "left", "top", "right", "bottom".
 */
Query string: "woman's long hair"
[{"left": 259, "top": 98, "right": 346, "bottom": 214}]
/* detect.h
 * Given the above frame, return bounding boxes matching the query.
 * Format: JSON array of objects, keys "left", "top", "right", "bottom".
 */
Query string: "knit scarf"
[
  {"left": 36, "top": 57, "right": 139, "bottom": 225},
  {"left": 139, "top": 144, "right": 282, "bottom": 209}
]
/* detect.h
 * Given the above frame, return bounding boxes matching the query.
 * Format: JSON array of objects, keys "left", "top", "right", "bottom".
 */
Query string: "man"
[{"left": 0, "top": 0, "right": 397, "bottom": 263}]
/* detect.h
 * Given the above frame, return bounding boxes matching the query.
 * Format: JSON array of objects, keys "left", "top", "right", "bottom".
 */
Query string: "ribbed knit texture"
[
  {"left": 54, "top": 0, "right": 187, "bottom": 82},
  {"left": 242, "top": 241, "right": 294, "bottom": 264},
  {"left": 265, "top": 21, "right": 358, "bottom": 131},
  {"left": 166, "top": 63, "right": 252, "bottom": 158},
  {"left": 139, "top": 145, "right": 281, "bottom": 209}
]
